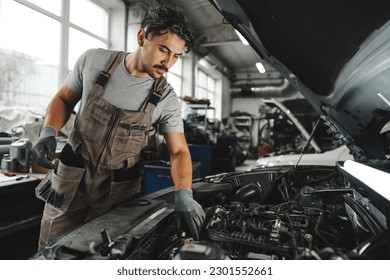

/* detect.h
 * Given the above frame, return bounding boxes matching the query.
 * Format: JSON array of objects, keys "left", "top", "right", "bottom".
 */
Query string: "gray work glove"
[
  {"left": 175, "top": 189, "right": 206, "bottom": 240},
  {"left": 32, "top": 126, "right": 57, "bottom": 169}
]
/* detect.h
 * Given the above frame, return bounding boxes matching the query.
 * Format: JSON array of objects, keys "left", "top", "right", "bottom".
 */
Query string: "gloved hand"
[
  {"left": 32, "top": 126, "right": 57, "bottom": 169},
  {"left": 175, "top": 189, "right": 205, "bottom": 240}
]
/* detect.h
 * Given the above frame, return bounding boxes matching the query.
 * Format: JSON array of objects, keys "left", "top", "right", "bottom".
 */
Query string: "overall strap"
[
  {"left": 141, "top": 75, "right": 167, "bottom": 112},
  {"left": 94, "top": 51, "right": 127, "bottom": 97}
]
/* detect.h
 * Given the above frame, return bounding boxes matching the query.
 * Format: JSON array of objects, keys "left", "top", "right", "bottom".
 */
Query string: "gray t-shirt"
[{"left": 66, "top": 48, "right": 184, "bottom": 133}]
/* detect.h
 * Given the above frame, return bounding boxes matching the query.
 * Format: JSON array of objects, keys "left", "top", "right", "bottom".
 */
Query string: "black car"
[{"left": 32, "top": 0, "right": 390, "bottom": 260}]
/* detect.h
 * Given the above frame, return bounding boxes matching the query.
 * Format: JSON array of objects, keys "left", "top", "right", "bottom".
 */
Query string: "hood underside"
[{"left": 212, "top": 0, "right": 390, "bottom": 160}]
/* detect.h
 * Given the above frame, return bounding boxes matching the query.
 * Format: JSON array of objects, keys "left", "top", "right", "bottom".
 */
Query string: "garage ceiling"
[
  {"left": 104, "top": 0, "right": 283, "bottom": 87},
  {"left": 157, "top": 0, "right": 268, "bottom": 82}
]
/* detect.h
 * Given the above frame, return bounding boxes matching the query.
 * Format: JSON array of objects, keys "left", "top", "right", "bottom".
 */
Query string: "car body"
[
  {"left": 32, "top": 0, "right": 390, "bottom": 260},
  {"left": 254, "top": 145, "right": 352, "bottom": 169}
]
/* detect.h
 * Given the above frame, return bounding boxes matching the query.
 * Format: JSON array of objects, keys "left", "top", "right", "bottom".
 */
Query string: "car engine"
[
  {"left": 162, "top": 166, "right": 388, "bottom": 260},
  {"left": 33, "top": 164, "right": 390, "bottom": 260}
]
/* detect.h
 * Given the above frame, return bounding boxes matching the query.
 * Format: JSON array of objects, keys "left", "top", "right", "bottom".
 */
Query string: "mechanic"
[{"left": 32, "top": 5, "right": 205, "bottom": 250}]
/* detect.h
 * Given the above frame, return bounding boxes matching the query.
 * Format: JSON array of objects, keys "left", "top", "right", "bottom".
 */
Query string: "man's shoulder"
[
  {"left": 83, "top": 48, "right": 115, "bottom": 61},
  {"left": 80, "top": 48, "right": 125, "bottom": 72}
]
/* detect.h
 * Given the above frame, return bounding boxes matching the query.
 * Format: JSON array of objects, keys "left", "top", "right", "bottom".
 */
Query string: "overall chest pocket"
[
  {"left": 79, "top": 105, "right": 111, "bottom": 145},
  {"left": 112, "top": 122, "right": 148, "bottom": 152}
]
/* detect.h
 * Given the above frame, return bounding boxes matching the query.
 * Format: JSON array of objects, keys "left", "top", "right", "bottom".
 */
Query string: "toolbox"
[{"left": 141, "top": 160, "right": 201, "bottom": 194}]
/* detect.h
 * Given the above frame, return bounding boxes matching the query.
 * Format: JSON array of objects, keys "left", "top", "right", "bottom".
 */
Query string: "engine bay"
[{"left": 32, "top": 163, "right": 390, "bottom": 260}]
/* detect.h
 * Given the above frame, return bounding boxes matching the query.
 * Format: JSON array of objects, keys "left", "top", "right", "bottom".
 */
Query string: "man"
[{"left": 32, "top": 6, "right": 205, "bottom": 250}]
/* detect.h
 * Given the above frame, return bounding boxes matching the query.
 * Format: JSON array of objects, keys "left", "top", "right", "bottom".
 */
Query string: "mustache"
[{"left": 154, "top": 65, "right": 169, "bottom": 72}]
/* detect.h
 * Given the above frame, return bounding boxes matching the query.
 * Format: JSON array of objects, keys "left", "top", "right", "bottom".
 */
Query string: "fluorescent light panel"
[{"left": 256, "top": 62, "right": 266, "bottom": 73}]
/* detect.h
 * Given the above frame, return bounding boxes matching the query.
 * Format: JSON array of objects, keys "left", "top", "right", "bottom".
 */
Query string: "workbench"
[{"left": 0, "top": 171, "right": 44, "bottom": 259}]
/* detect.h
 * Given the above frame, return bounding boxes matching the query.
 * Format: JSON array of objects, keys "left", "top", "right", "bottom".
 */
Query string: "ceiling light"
[
  {"left": 235, "top": 29, "right": 249, "bottom": 46},
  {"left": 256, "top": 62, "right": 266, "bottom": 73}
]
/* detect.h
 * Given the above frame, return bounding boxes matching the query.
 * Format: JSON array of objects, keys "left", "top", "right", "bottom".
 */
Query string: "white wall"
[
  {"left": 231, "top": 97, "right": 264, "bottom": 117},
  {"left": 220, "top": 76, "right": 231, "bottom": 119}
]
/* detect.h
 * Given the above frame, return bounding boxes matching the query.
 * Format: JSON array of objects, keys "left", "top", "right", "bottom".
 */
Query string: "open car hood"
[{"left": 211, "top": 0, "right": 390, "bottom": 161}]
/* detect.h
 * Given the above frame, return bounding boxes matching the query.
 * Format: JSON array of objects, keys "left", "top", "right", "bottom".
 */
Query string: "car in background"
[
  {"left": 31, "top": 0, "right": 390, "bottom": 260},
  {"left": 254, "top": 122, "right": 390, "bottom": 169},
  {"left": 258, "top": 97, "right": 333, "bottom": 156}
]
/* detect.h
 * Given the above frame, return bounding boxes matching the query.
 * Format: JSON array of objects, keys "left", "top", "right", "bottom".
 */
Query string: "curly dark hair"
[{"left": 141, "top": 6, "right": 194, "bottom": 53}]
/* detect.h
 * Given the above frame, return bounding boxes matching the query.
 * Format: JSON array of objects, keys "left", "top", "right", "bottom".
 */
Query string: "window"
[
  {"left": 68, "top": 0, "right": 108, "bottom": 69},
  {"left": 68, "top": 27, "right": 107, "bottom": 69},
  {"left": 26, "top": 0, "right": 61, "bottom": 15},
  {"left": 0, "top": 0, "right": 109, "bottom": 111},
  {"left": 70, "top": 0, "right": 108, "bottom": 38},
  {"left": 0, "top": 0, "right": 60, "bottom": 109},
  {"left": 166, "top": 57, "right": 183, "bottom": 97},
  {"left": 196, "top": 69, "right": 216, "bottom": 119}
]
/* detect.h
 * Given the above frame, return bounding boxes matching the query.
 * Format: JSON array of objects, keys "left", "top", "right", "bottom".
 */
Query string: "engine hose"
[
  {"left": 314, "top": 212, "right": 335, "bottom": 248},
  {"left": 285, "top": 214, "right": 298, "bottom": 258},
  {"left": 342, "top": 194, "right": 382, "bottom": 235}
]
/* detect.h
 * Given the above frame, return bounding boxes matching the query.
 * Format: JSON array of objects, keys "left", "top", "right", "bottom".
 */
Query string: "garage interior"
[{"left": 0, "top": 0, "right": 332, "bottom": 259}]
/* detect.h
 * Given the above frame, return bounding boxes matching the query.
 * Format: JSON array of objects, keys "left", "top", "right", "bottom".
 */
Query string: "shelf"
[
  {"left": 231, "top": 116, "right": 252, "bottom": 151},
  {"left": 183, "top": 103, "right": 215, "bottom": 130},
  {"left": 232, "top": 116, "right": 251, "bottom": 127},
  {"left": 184, "top": 104, "right": 215, "bottom": 110}
]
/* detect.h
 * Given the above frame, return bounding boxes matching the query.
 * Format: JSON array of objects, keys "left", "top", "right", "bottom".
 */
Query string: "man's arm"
[
  {"left": 42, "top": 84, "right": 81, "bottom": 133},
  {"left": 164, "top": 132, "right": 192, "bottom": 190},
  {"left": 32, "top": 85, "right": 81, "bottom": 168},
  {"left": 164, "top": 132, "right": 205, "bottom": 240}
]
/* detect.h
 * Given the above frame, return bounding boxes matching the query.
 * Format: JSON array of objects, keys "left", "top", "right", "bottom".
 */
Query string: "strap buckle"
[
  {"left": 148, "top": 90, "right": 163, "bottom": 105},
  {"left": 95, "top": 71, "right": 111, "bottom": 86}
]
